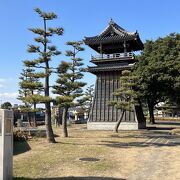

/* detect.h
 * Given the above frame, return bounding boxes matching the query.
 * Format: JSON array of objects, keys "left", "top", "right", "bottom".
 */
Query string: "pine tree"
[
  {"left": 22, "top": 8, "right": 63, "bottom": 142},
  {"left": 53, "top": 41, "right": 86, "bottom": 137},
  {"left": 78, "top": 84, "right": 94, "bottom": 118},
  {"left": 18, "top": 67, "right": 43, "bottom": 126},
  {"left": 18, "top": 68, "right": 33, "bottom": 126},
  {"left": 109, "top": 70, "right": 139, "bottom": 133}
]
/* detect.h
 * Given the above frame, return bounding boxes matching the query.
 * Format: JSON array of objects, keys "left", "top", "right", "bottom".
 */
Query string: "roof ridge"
[{"left": 99, "top": 19, "right": 135, "bottom": 37}]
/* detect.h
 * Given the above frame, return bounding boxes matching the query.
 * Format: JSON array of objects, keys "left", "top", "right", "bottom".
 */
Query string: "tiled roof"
[
  {"left": 84, "top": 34, "right": 137, "bottom": 45},
  {"left": 100, "top": 19, "right": 136, "bottom": 37},
  {"left": 84, "top": 19, "right": 139, "bottom": 45}
]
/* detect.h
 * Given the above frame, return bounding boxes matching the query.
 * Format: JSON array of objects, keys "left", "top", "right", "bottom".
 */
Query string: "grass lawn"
[{"left": 13, "top": 124, "right": 180, "bottom": 180}]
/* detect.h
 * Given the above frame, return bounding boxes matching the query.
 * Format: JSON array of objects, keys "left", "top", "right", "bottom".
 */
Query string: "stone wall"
[{"left": 87, "top": 121, "right": 146, "bottom": 130}]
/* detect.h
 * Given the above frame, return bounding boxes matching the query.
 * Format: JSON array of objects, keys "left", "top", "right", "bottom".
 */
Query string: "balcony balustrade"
[{"left": 91, "top": 52, "right": 134, "bottom": 61}]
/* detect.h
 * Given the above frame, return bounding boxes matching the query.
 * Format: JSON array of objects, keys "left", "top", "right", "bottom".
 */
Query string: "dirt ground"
[{"left": 13, "top": 121, "right": 180, "bottom": 180}]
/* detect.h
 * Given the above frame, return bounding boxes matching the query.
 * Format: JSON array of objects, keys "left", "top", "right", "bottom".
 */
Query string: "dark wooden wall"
[{"left": 89, "top": 71, "right": 136, "bottom": 122}]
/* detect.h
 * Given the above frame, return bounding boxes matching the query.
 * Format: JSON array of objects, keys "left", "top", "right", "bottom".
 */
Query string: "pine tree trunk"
[
  {"left": 43, "top": 17, "right": 55, "bottom": 143},
  {"left": 44, "top": 64, "right": 55, "bottom": 142},
  {"left": 147, "top": 99, "right": 155, "bottom": 124},
  {"left": 135, "top": 99, "right": 145, "bottom": 123},
  {"left": 55, "top": 107, "right": 62, "bottom": 127},
  {"left": 58, "top": 107, "right": 62, "bottom": 125},
  {"left": 33, "top": 103, "right": 37, "bottom": 127},
  {"left": 87, "top": 109, "right": 90, "bottom": 119},
  {"left": 62, "top": 107, "right": 68, "bottom": 137},
  {"left": 44, "top": 72, "right": 55, "bottom": 143},
  {"left": 27, "top": 112, "right": 31, "bottom": 127},
  {"left": 32, "top": 112, "right": 36, "bottom": 127},
  {"left": 45, "top": 102, "right": 56, "bottom": 143},
  {"left": 114, "top": 110, "right": 125, "bottom": 133}
]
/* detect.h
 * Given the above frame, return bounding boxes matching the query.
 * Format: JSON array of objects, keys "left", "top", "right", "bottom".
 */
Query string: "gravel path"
[{"left": 127, "top": 129, "right": 180, "bottom": 180}]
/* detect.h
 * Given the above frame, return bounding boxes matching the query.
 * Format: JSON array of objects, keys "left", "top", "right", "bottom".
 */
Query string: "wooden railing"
[{"left": 91, "top": 52, "right": 134, "bottom": 60}]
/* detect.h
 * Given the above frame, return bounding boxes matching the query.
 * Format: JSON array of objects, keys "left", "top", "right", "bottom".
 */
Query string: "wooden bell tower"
[{"left": 84, "top": 19, "right": 146, "bottom": 130}]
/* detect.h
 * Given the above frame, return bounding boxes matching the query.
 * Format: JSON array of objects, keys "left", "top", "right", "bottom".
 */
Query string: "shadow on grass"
[
  {"left": 13, "top": 177, "right": 125, "bottom": 180},
  {"left": 13, "top": 141, "right": 31, "bottom": 155},
  {"left": 101, "top": 138, "right": 180, "bottom": 148}
]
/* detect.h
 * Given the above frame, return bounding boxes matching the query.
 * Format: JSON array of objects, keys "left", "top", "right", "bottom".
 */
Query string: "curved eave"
[
  {"left": 84, "top": 34, "right": 137, "bottom": 45},
  {"left": 88, "top": 64, "right": 134, "bottom": 74},
  {"left": 84, "top": 34, "right": 143, "bottom": 53}
]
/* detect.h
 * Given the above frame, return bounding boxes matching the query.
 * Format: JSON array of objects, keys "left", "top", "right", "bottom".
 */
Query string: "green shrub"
[
  {"left": 13, "top": 129, "right": 47, "bottom": 141},
  {"left": 13, "top": 130, "right": 29, "bottom": 142}
]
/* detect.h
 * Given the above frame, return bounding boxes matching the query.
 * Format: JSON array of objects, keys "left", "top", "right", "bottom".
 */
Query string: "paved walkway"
[
  {"left": 143, "top": 137, "right": 173, "bottom": 145},
  {"left": 128, "top": 121, "right": 180, "bottom": 180}
]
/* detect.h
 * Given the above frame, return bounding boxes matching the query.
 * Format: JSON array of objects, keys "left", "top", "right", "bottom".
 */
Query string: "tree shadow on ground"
[
  {"left": 109, "top": 124, "right": 179, "bottom": 139},
  {"left": 146, "top": 126, "right": 174, "bottom": 130},
  {"left": 100, "top": 138, "right": 180, "bottom": 148},
  {"left": 109, "top": 131, "right": 170, "bottom": 140},
  {"left": 101, "top": 122, "right": 180, "bottom": 148},
  {"left": 13, "top": 141, "right": 31, "bottom": 155},
  {"left": 155, "top": 121, "right": 180, "bottom": 126},
  {"left": 13, "top": 176, "right": 125, "bottom": 180}
]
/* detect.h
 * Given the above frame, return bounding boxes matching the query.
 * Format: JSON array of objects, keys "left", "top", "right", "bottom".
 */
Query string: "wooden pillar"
[
  {"left": 100, "top": 43, "right": 103, "bottom": 58},
  {"left": 123, "top": 41, "right": 127, "bottom": 56},
  {"left": 104, "top": 72, "right": 106, "bottom": 121},
  {"left": 108, "top": 72, "right": 110, "bottom": 122},
  {"left": 111, "top": 72, "right": 114, "bottom": 121},
  {"left": 116, "top": 72, "right": 119, "bottom": 121},
  {"left": 100, "top": 73, "right": 102, "bottom": 121}
]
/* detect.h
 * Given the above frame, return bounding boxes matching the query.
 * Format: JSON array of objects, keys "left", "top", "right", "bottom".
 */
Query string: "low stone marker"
[{"left": 0, "top": 109, "right": 13, "bottom": 180}]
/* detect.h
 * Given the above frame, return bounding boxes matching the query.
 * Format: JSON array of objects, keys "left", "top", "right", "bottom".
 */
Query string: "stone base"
[{"left": 87, "top": 121, "right": 146, "bottom": 130}]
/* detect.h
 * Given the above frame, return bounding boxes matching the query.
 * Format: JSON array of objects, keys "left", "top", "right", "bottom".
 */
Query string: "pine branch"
[
  {"left": 34, "top": 36, "right": 51, "bottom": 44},
  {"left": 27, "top": 45, "right": 40, "bottom": 53},
  {"left": 48, "top": 27, "right": 64, "bottom": 35},
  {"left": 35, "top": 8, "right": 57, "bottom": 20},
  {"left": 23, "top": 94, "right": 53, "bottom": 103},
  {"left": 23, "top": 60, "right": 38, "bottom": 67},
  {"left": 29, "top": 28, "right": 45, "bottom": 36}
]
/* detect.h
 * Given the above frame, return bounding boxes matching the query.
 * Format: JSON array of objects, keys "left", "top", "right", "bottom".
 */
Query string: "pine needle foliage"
[
  {"left": 18, "top": 68, "right": 43, "bottom": 126},
  {"left": 109, "top": 70, "right": 138, "bottom": 132},
  {"left": 53, "top": 41, "right": 86, "bottom": 137},
  {"left": 19, "top": 8, "right": 64, "bottom": 142},
  {"left": 78, "top": 84, "right": 94, "bottom": 118}
]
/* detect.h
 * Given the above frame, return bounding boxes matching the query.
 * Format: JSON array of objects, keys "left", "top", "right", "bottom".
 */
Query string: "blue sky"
[{"left": 0, "top": 0, "right": 180, "bottom": 105}]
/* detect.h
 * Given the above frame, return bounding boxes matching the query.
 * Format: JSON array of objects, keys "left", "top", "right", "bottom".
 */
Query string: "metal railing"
[{"left": 91, "top": 52, "right": 134, "bottom": 60}]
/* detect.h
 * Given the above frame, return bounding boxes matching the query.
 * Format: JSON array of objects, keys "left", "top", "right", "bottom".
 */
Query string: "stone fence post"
[{"left": 0, "top": 109, "right": 13, "bottom": 180}]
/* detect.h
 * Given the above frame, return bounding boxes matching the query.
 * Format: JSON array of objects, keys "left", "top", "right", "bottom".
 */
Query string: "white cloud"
[
  {"left": 0, "top": 84, "right": 6, "bottom": 88},
  {"left": 0, "top": 92, "right": 20, "bottom": 105},
  {"left": 0, "top": 92, "right": 18, "bottom": 98},
  {"left": 0, "top": 78, "right": 6, "bottom": 82},
  {"left": 0, "top": 78, "right": 14, "bottom": 89},
  {"left": 0, "top": 77, "right": 14, "bottom": 82}
]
